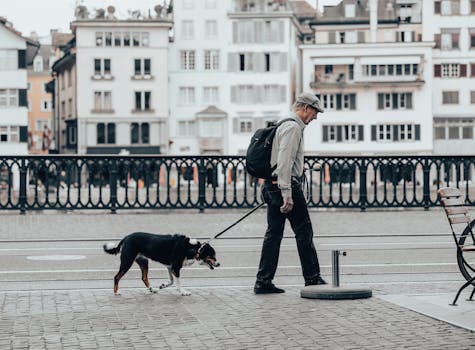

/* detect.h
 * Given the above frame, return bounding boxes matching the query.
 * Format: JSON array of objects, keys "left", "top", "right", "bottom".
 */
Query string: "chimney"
[{"left": 369, "top": 0, "right": 377, "bottom": 43}]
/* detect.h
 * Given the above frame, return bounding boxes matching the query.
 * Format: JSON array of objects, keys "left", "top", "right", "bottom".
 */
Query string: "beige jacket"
[{"left": 270, "top": 113, "right": 306, "bottom": 199}]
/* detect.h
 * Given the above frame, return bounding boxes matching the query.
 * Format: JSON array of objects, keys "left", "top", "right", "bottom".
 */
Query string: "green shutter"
[
  {"left": 378, "top": 93, "right": 384, "bottom": 109},
  {"left": 322, "top": 126, "right": 328, "bottom": 142},
  {"left": 18, "top": 50, "right": 26, "bottom": 69},
  {"left": 19, "top": 126, "right": 28, "bottom": 142},
  {"left": 358, "top": 125, "right": 364, "bottom": 141},
  {"left": 371, "top": 125, "right": 377, "bottom": 141},
  {"left": 415, "top": 124, "right": 421, "bottom": 140}
]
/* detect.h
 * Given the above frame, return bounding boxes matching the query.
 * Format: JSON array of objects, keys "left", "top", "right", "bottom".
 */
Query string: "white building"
[
  {"left": 301, "top": 0, "right": 433, "bottom": 156},
  {"left": 168, "top": 0, "right": 307, "bottom": 155},
  {"left": 71, "top": 6, "right": 172, "bottom": 154},
  {"left": 0, "top": 17, "right": 31, "bottom": 155},
  {"left": 424, "top": 0, "right": 475, "bottom": 155}
]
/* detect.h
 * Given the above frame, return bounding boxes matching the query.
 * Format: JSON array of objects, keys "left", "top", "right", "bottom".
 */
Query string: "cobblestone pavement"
[
  {"left": 1, "top": 209, "right": 474, "bottom": 349},
  {"left": 1, "top": 287, "right": 475, "bottom": 350}
]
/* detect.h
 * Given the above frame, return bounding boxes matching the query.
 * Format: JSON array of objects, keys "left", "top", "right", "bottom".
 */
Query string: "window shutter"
[
  {"left": 415, "top": 124, "right": 421, "bottom": 140},
  {"left": 19, "top": 89, "right": 27, "bottom": 107},
  {"left": 434, "top": 1, "right": 441, "bottom": 14},
  {"left": 19, "top": 126, "right": 28, "bottom": 143},
  {"left": 231, "top": 86, "right": 237, "bottom": 103},
  {"left": 336, "top": 126, "right": 342, "bottom": 142},
  {"left": 280, "top": 86, "right": 286, "bottom": 103},
  {"left": 254, "top": 53, "right": 263, "bottom": 72},
  {"left": 232, "top": 22, "right": 238, "bottom": 43},
  {"left": 392, "top": 125, "right": 399, "bottom": 141},
  {"left": 228, "top": 53, "right": 237, "bottom": 72},
  {"left": 460, "top": 64, "right": 467, "bottom": 77},
  {"left": 254, "top": 86, "right": 262, "bottom": 104},
  {"left": 378, "top": 93, "right": 384, "bottom": 109},
  {"left": 322, "top": 126, "right": 328, "bottom": 142},
  {"left": 280, "top": 53, "right": 287, "bottom": 72},
  {"left": 328, "top": 32, "right": 336, "bottom": 44},
  {"left": 434, "top": 34, "right": 440, "bottom": 49},
  {"left": 357, "top": 31, "right": 365, "bottom": 43},
  {"left": 452, "top": 33, "right": 459, "bottom": 49},
  {"left": 350, "top": 94, "right": 356, "bottom": 110},
  {"left": 18, "top": 50, "right": 26, "bottom": 69},
  {"left": 392, "top": 93, "right": 398, "bottom": 110},
  {"left": 371, "top": 125, "right": 377, "bottom": 141},
  {"left": 277, "top": 21, "right": 284, "bottom": 43},
  {"left": 233, "top": 118, "right": 239, "bottom": 133},
  {"left": 471, "top": 63, "right": 475, "bottom": 77},
  {"left": 254, "top": 21, "right": 263, "bottom": 43},
  {"left": 406, "top": 93, "right": 413, "bottom": 109},
  {"left": 434, "top": 64, "right": 441, "bottom": 77},
  {"left": 336, "top": 94, "right": 342, "bottom": 110},
  {"left": 358, "top": 125, "right": 364, "bottom": 141}
]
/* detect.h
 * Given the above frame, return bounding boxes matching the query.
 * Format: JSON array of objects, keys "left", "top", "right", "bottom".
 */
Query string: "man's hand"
[{"left": 280, "top": 196, "right": 294, "bottom": 213}]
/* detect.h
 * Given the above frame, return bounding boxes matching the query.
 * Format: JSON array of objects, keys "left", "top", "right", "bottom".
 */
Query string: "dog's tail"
[{"left": 103, "top": 239, "right": 124, "bottom": 255}]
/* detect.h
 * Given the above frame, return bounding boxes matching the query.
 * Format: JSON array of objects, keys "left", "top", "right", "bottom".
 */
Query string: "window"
[
  {"left": 232, "top": 85, "right": 254, "bottom": 104},
  {"left": 179, "top": 87, "right": 195, "bottom": 105},
  {"left": 0, "top": 126, "right": 19, "bottom": 143},
  {"left": 471, "top": 91, "right": 475, "bottom": 104},
  {"left": 132, "top": 32, "right": 140, "bottom": 46},
  {"left": 441, "top": 63, "right": 459, "bottom": 77},
  {"left": 203, "top": 87, "right": 219, "bottom": 105},
  {"left": 362, "top": 64, "right": 418, "bottom": 77},
  {"left": 322, "top": 124, "right": 362, "bottom": 143},
  {"left": 131, "top": 123, "right": 150, "bottom": 144},
  {"left": 318, "top": 93, "right": 356, "bottom": 110},
  {"left": 35, "top": 120, "right": 49, "bottom": 131},
  {"left": 440, "top": 0, "right": 460, "bottom": 15},
  {"left": 114, "top": 32, "right": 122, "bottom": 46},
  {"left": 0, "top": 50, "right": 17, "bottom": 70},
  {"left": 178, "top": 120, "right": 196, "bottom": 136},
  {"left": 182, "top": 21, "right": 194, "bottom": 39},
  {"left": 105, "top": 32, "right": 112, "bottom": 46},
  {"left": 95, "top": 32, "right": 103, "bottom": 46},
  {"left": 93, "top": 58, "right": 111, "bottom": 78},
  {"left": 180, "top": 50, "right": 195, "bottom": 70},
  {"left": 371, "top": 124, "right": 420, "bottom": 142},
  {"left": 442, "top": 91, "right": 459, "bottom": 104},
  {"left": 93, "top": 91, "right": 112, "bottom": 111},
  {"left": 96, "top": 31, "right": 148, "bottom": 47},
  {"left": 41, "top": 100, "right": 52, "bottom": 111},
  {"left": 377, "top": 93, "right": 413, "bottom": 109},
  {"left": 205, "top": 20, "right": 218, "bottom": 39},
  {"left": 205, "top": 0, "right": 217, "bottom": 8},
  {"left": 33, "top": 56, "right": 43, "bottom": 72},
  {"left": 0, "top": 89, "right": 18, "bottom": 107},
  {"left": 345, "top": 4, "right": 355, "bottom": 17},
  {"left": 435, "top": 118, "right": 475, "bottom": 140},
  {"left": 97, "top": 123, "right": 115, "bottom": 144},
  {"left": 204, "top": 50, "right": 219, "bottom": 71},
  {"left": 470, "top": 29, "right": 475, "bottom": 48},
  {"left": 141, "top": 33, "right": 149, "bottom": 47},
  {"left": 183, "top": 0, "right": 193, "bottom": 9},
  {"left": 239, "top": 119, "right": 253, "bottom": 133},
  {"left": 134, "top": 58, "right": 151, "bottom": 77},
  {"left": 440, "top": 29, "right": 459, "bottom": 50},
  {"left": 134, "top": 91, "right": 152, "bottom": 111},
  {"left": 239, "top": 53, "right": 253, "bottom": 72}
]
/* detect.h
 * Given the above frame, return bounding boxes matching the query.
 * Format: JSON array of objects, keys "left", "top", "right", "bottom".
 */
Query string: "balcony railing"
[{"left": 0, "top": 155, "right": 475, "bottom": 212}]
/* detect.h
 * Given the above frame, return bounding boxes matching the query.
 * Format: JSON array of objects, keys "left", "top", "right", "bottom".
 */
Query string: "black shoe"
[
  {"left": 254, "top": 282, "right": 285, "bottom": 294},
  {"left": 305, "top": 276, "right": 327, "bottom": 286}
]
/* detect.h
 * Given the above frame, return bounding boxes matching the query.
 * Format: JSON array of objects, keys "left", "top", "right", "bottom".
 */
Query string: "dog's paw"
[
  {"left": 114, "top": 291, "right": 121, "bottom": 296},
  {"left": 180, "top": 289, "right": 191, "bottom": 296},
  {"left": 149, "top": 287, "right": 158, "bottom": 294},
  {"left": 160, "top": 282, "right": 172, "bottom": 289}
]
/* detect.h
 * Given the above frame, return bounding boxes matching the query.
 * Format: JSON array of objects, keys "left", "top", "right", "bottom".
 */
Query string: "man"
[{"left": 254, "top": 92, "right": 327, "bottom": 294}]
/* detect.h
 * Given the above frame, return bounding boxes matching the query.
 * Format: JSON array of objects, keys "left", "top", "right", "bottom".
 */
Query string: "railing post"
[
  {"left": 198, "top": 158, "right": 206, "bottom": 213},
  {"left": 423, "top": 158, "right": 430, "bottom": 210},
  {"left": 359, "top": 158, "right": 367, "bottom": 212},
  {"left": 19, "top": 158, "right": 27, "bottom": 215},
  {"left": 110, "top": 158, "right": 117, "bottom": 214}
]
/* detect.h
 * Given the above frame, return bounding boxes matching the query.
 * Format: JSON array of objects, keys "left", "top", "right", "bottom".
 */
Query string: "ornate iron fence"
[{"left": 0, "top": 155, "right": 474, "bottom": 213}]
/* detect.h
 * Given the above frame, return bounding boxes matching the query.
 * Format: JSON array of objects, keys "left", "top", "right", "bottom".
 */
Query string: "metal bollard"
[{"left": 332, "top": 250, "right": 347, "bottom": 287}]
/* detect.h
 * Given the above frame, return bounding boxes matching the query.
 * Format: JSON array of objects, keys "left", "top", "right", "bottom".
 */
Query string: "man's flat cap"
[{"left": 296, "top": 92, "right": 324, "bottom": 113}]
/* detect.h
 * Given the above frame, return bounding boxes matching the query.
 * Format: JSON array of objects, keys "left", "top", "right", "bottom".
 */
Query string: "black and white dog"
[{"left": 103, "top": 232, "right": 220, "bottom": 296}]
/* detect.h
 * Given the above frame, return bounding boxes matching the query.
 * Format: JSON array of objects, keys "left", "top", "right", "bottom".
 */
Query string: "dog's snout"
[{"left": 215, "top": 262, "right": 220, "bottom": 267}]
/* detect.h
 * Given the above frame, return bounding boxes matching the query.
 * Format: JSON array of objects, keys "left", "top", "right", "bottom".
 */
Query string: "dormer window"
[{"left": 345, "top": 4, "right": 355, "bottom": 18}]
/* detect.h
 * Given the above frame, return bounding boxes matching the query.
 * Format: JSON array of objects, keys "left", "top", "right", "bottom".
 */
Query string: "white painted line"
[{"left": 26, "top": 255, "right": 86, "bottom": 261}]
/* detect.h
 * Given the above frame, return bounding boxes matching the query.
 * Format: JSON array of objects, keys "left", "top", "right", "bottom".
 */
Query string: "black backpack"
[{"left": 245, "top": 118, "right": 296, "bottom": 179}]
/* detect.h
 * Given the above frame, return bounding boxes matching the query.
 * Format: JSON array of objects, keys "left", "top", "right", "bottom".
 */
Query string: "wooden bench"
[{"left": 438, "top": 187, "right": 475, "bottom": 305}]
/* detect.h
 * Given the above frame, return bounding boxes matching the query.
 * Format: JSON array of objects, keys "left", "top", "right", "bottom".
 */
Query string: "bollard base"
[{"left": 300, "top": 285, "right": 372, "bottom": 300}]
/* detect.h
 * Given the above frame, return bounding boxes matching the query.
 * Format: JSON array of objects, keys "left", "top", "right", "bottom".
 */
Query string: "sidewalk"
[
  {"left": 1, "top": 209, "right": 475, "bottom": 349},
  {"left": 1, "top": 286, "right": 475, "bottom": 349}
]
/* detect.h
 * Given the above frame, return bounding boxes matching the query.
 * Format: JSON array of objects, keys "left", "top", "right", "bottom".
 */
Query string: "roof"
[
  {"left": 52, "top": 32, "right": 74, "bottom": 48},
  {"left": 290, "top": 0, "right": 318, "bottom": 18}
]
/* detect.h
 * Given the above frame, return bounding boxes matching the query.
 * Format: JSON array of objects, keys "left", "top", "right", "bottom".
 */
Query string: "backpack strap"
[{"left": 276, "top": 117, "right": 297, "bottom": 127}]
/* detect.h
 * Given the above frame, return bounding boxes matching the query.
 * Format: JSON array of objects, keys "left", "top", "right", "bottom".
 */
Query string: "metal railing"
[{"left": 0, "top": 155, "right": 474, "bottom": 213}]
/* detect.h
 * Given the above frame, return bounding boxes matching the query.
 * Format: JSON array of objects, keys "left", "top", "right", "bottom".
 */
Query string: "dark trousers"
[{"left": 256, "top": 181, "right": 321, "bottom": 284}]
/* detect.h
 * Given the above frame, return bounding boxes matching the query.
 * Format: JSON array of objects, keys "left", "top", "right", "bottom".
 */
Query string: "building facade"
[
  {"left": 0, "top": 18, "right": 31, "bottom": 156},
  {"left": 424, "top": 0, "right": 475, "bottom": 155},
  {"left": 70, "top": 6, "right": 172, "bottom": 155},
  {"left": 301, "top": 0, "right": 433, "bottom": 155}
]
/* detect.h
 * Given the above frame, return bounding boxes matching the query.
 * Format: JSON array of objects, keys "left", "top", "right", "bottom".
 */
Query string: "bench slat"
[
  {"left": 438, "top": 187, "right": 462, "bottom": 198},
  {"left": 441, "top": 197, "right": 465, "bottom": 207},
  {"left": 448, "top": 215, "right": 470, "bottom": 224},
  {"left": 445, "top": 206, "right": 469, "bottom": 215}
]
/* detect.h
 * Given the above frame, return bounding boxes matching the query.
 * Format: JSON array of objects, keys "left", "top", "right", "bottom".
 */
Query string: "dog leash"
[{"left": 212, "top": 202, "right": 265, "bottom": 240}]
